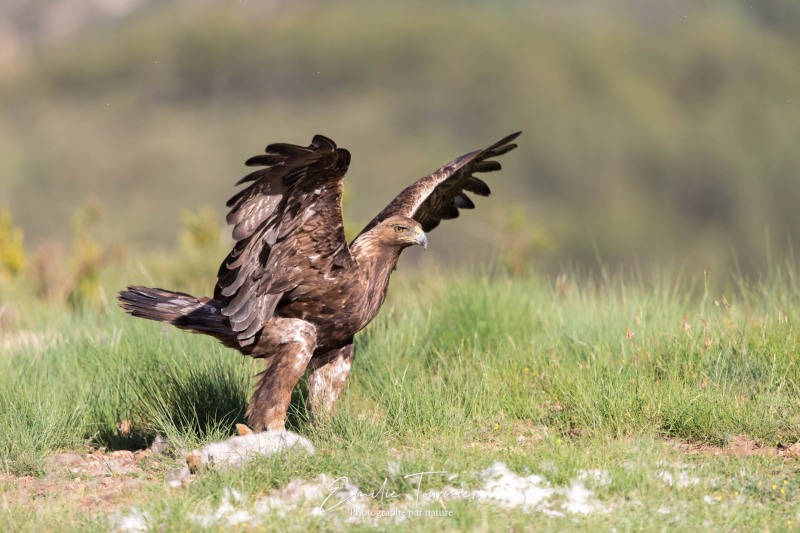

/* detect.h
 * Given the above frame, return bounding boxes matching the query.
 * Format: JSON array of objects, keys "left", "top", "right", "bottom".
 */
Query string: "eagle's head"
[{"left": 374, "top": 215, "right": 428, "bottom": 250}]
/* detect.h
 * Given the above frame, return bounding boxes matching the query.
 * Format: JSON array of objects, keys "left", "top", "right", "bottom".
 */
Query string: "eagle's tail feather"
[{"left": 118, "top": 286, "right": 234, "bottom": 339}]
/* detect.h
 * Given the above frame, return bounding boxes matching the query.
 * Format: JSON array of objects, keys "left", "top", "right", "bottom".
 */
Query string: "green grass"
[{"left": 2, "top": 266, "right": 800, "bottom": 530}]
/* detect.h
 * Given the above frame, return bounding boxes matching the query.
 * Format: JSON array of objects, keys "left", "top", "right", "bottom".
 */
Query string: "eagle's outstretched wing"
[
  {"left": 359, "top": 132, "right": 521, "bottom": 236},
  {"left": 215, "top": 135, "right": 354, "bottom": 346}
]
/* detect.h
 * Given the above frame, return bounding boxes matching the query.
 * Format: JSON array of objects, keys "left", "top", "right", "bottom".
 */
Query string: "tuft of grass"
[{"left": 0, "top": 376, "right": 85, "bottom": 475}]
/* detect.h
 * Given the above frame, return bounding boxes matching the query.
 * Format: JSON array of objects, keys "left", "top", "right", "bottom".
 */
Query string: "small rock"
[
  {"left": 186, "top": 430, "right": 314, "bottom": 471},
  {"left": 111, "top": 450, "right": 135, "bottom": 462},
  {"left": 52, "top": 453, "right": 89, "bottom": 469},
  {"left": 150, "top": 434, "right": 171, "bottom": 455},
  {"left": 785, "top": 442, "right": 800, "bottom": 458},
  {"left": 133, "top": 449, "right": 152, "bottom": 460},
  {"left": 166, "top": 465, "right": 192, "bottom": 488}
]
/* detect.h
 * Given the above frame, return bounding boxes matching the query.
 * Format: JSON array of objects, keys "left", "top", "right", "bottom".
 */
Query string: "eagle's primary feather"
[{"left": 119, "top": 132, "right": 520, "bottom": 431}]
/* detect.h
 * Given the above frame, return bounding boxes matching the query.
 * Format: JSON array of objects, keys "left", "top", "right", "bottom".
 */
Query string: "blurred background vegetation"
[{"left": 1, "top": 0, "right": 799, "bottom": 301}]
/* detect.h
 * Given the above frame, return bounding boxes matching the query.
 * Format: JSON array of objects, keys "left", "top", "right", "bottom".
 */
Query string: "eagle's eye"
[{"left": 393, "top": 225, "right": 405, "bottom": 234}]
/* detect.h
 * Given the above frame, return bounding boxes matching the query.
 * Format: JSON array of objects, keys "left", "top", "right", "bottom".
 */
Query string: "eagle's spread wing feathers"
[
  {"left": 359, "top": 132, "right": 520, "bottom": 235},
  {"left": 216, "top": 135, "right": 354, "bottom": 346}
]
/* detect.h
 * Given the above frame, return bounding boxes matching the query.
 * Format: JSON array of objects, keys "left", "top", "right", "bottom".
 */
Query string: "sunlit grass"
[{"left": 1, "top": 266, "right": 800, "bottom": 529}]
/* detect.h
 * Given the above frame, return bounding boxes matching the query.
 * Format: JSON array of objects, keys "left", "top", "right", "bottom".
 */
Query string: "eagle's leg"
[
  {"left": 307, "top": 343, "right": 354, "bottom": 424},
  {"left": 246, "top": 318, "right": 317, "bottom": 432}
]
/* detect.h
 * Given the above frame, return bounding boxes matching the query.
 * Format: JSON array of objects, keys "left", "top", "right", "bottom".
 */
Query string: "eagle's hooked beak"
[{"left": 414, "top": 228, "right": 428, "bottom": 250}]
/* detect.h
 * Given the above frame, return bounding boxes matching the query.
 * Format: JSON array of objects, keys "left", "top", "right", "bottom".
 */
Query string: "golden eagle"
[{"left": 119, "top": 132, "right": 520, "bottom": 431}]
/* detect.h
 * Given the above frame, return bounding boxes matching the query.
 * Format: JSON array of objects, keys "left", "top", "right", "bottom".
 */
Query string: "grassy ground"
[{"left": 2, "top": 265, "right": 800, "bottom": 531}]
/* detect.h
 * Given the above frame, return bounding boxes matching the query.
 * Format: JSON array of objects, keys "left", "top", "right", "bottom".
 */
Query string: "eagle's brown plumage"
[{"left": 119, "top": 132, "right": 520, "bottom": 431}]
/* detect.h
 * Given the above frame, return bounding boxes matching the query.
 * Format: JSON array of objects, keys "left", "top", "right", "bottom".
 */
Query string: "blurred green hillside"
[{"left": 1, "top": 0, "right": 799, "bottom": 277}]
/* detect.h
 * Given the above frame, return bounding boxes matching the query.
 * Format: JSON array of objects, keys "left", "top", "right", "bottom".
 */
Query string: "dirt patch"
[
  {"left": 1, "top": 448, "right": 175, "bottom": 514},
  {"left": 49, "top": 449, "right": 161, "bottom": 477},
  {"left": 670, "top": 435, "right": 800, "bottom": 458},
  {"left": 466, "top": 420, "right": 549, "bottom": 453}
]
